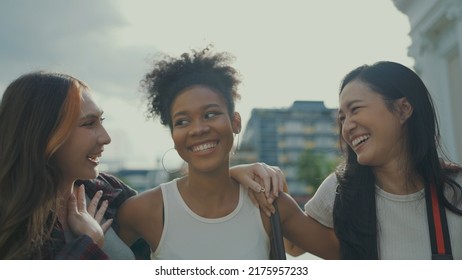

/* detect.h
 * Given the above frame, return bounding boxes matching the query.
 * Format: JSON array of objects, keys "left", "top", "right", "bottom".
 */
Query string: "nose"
[
  {"left": 341, "top": 115, "right": 356, "bottom": 138},
  {"left": 188, "top": 121, "right": 210, "bottom": 137},
  {"left": 98, "top": 126, "right": 112, "bottom": 145}
]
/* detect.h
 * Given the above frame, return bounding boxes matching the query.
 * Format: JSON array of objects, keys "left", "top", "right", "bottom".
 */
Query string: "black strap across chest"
[{"left": 424, "top": 183, "right": 453, "bottom": 260}]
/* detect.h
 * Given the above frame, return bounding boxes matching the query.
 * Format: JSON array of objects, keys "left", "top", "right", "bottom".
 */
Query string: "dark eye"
[
  {"left": 174, "top": 119, "right": 189, "bottom": 127},
  {"left": 82, "top": 121, "right": 95, "bottom": 127},
  {"left": 338, "top": 114, "right": 345, "bottom": 124},
  {"left": 81, "top": 116, "right": 105, "bottom": 127},
  {"left": 351, "top": 106, "right": 361, "bottom": 113},
  {"left": 205, "top": 112, "right": 220, "bottom": 119}
]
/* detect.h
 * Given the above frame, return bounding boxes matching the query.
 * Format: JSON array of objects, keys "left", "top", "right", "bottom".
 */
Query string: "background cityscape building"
[
  {"left": 234, "top": 101, "right": 339, "bottom": 197},
  {"left": 101, "top": 0, "right": 462, "bottom": 197}
]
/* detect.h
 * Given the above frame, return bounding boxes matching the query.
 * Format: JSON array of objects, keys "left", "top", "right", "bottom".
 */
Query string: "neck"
[
  {"left": 373, "top": 162, "right": 423, "bottom": 195},
  {"left": 186, "top": 166, "right": 236, "bottom": 194},
  {"left": 178, "top": 165, "right": 239, "bottom": 218},
  {"left": 57, "top": 179, "right": 76, "bottom": 201},
  {"left": 56, "top": 179, "right": 76, "bottom": 229}
]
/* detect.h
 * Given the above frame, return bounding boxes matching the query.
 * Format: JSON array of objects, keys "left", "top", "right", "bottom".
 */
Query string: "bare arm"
[
  {"left": 283, "top": 238, "right": 306, "bottom": 257},
  {"left": 277, "top": 192, "right": 339, "bottom": 260},
  {"left": 117, "top": 187, "right": 164, "bottom": 251}
]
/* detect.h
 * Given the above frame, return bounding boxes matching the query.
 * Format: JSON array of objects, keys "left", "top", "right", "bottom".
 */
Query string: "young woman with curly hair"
[
  {"left": 118, "top": 47, "right": 339, "bottom": 260},
  {"left": 0, "top": 71, "right": 286, "bottom": 259}
]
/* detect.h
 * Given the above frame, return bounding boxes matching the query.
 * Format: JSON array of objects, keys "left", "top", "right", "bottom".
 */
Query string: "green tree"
[{"left": 297, "top": 149, "right": 338, "bottom": 194}]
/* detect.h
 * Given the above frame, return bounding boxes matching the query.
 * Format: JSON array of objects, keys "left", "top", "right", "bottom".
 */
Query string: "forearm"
[
  {"left": 283, "top": 238, "right": 306, "bottom": 257},
  {"left": 279, "top": 193, "right": 340, "bottom": 260}
]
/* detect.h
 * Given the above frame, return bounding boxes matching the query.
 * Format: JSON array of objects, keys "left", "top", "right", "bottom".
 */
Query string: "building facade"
[
  {"left": 236, "top": 101, "right": 339, "bottom": 195},
  {"left": 393, "top": 0, "right": 462, "bottom": 163}
]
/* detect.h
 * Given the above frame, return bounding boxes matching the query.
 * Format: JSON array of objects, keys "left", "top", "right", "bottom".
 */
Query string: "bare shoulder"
[
  {"left": 118, "top": 185, "right": 164, "bottom": 225},
  {"left": 120, "top": 186, "right": 163, "bottom": 217},
  {"left": 117, "top": 185, "right": 165, "bottom": 246}
]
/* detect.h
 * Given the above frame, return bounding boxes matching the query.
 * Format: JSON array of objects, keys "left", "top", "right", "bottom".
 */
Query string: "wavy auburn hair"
[{"left": 0, "top": 71, "right": 85, "bottom": 259}]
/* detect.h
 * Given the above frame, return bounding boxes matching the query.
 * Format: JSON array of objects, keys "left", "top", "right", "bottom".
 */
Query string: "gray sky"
[{"left": 0, "top": 0, "right": 414, "bottom": 170}]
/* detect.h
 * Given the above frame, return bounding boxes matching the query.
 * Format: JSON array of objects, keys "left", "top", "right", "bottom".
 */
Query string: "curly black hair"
[{"left": 141, "top": 46, "right": 241, "bottom": 129}]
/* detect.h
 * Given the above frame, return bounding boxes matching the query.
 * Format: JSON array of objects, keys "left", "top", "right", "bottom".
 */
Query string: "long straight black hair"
[{"left": 333, "top": 61, "right": 462, "bottom": 259}]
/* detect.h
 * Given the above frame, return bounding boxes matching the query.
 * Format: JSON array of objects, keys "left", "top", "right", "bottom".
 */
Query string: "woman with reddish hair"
[
  {"left": 0, "top": 72, "right": 113, "bottom": 259},
  {"left": 0, "top": 71, "right": 284, "bottom": 259}
]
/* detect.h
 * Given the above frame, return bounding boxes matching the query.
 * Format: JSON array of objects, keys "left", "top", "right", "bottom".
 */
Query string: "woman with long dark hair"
[
  {"left": 0, "top": 71, "right": 288, "bottom": 259},
  {"left": 304, "top": 61, "right": 462, "bottom": 259},
  {"left": 0, "top": 72, "right": 113, "bottom": 259}
]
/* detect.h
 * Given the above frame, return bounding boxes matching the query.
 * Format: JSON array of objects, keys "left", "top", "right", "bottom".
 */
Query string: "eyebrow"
[
  {"left": 172, "top": 104, "right": 221, "bottom": 118},
  {"left": 339, "top": 99, "right": 362, "bottom": 113}
]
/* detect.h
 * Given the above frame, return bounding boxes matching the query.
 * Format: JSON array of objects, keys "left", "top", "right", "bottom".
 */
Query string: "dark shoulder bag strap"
[
  {"left": 269, "top": 199, "right": 286, "bottom": 260},
  {"left": 425, "top": 183, "right": 453, "bottom": 260}
]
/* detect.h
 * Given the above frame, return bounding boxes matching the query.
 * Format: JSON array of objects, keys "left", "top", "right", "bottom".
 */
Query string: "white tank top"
[{"left": 151, "top": 179, "right": 270, "bottom": 260}]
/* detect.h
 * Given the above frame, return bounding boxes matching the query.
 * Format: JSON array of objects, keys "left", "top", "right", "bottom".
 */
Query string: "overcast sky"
[{"left": 0, "top": 0, "right": 414, "bottom": 170}]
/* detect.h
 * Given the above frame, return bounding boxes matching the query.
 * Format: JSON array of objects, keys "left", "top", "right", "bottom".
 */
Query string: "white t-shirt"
[
  {"left": 305, "top": 172, "right": 462, "bottom": 259},
  {"left": 151, "top": 179, "right": 270, "bottom": 260}
]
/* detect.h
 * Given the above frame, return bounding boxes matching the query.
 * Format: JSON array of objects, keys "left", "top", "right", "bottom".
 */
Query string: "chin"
[
  {"left": 356, "top": 156, "right": 370, "bottom": 166},
  {"left": 82, "top": 169, "right": 99, "bottom": 180}
]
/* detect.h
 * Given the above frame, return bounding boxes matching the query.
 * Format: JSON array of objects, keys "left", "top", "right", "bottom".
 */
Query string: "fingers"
[
  {"left": 247, "top": 187, "right": 275, "bottom": 217},
  {"left": 71, "top": 185, "right": 110, "bottom": 227},
  {"left": 66, "top": 187, "right": 112, "bottom": 248},
  {"left": 255, "top": 191, "right": 275, "bottom": 217},
  {"left": 267, "top": 166, "right": 279, "bottom": 197},
  {"left": 100, "top": 218, "right": 113, "bottom": 233},
  {"left": 67, "top": 192, "right": 78, "bottom": 215},
  {"left": 76, "top": 184, "right": 86, "bottom": 212},
  {"left": 282, "top": 180, "right": 289, "bottom": 193},
  {"left": 264, "top": 165, "right": 287, "bottom": 197},
  {"left": 247, "top": 191, "right": 259, "bottom": 208},
  {"left": 251, "top": 163, "right": 287, "bottom": 198},
  {"left": 267, "top": 192, "right": 277, "bottom": 205},
  {"left": 87, "top": 190, "right": 110, "bottom": 227},
  {"left": 271, "top": 166, "right": 285, "bottom": 196},
  {"left": 245, "top": 178, "right": 267, "bottom": 194},
  {"left": 254, "top": 163, "right": 272, "bottom": 197},
  {"left": 87, "top": 190, "right": 103, "bottom": 216},
  {"left": 261, "top": 165, "right": 282, "bottom": 197},
  {"left": 94, "top": 200, "right": 108, "bottom": 223}
]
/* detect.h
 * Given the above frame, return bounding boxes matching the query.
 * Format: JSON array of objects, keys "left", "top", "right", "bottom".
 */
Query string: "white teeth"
[
  {"left": 192, "top": 142, "right": 216, "bottom": 152},
  {"left": 352, "top": 135, "right": 370, "bottom": 147},
  {"left": 88, "top": 155, "right": 100, "bottom": 163}
]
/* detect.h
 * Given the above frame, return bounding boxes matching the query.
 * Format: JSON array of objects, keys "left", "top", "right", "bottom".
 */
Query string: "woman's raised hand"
[{"left": 67, "top": 184, "right": 113, "bottom": 248}]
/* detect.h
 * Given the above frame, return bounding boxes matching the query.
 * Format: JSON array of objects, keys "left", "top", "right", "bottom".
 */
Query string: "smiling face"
[
  {"left": 170, "top": 85, "right": 240, "bottom": 174},
  {"left": 54, "top": 91, "right": 111, "bottom": 184},
  {"left": 338, "top": 80, "right": 409, "bottom": 168}
]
